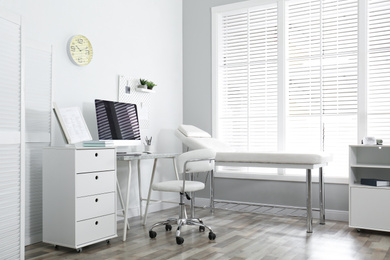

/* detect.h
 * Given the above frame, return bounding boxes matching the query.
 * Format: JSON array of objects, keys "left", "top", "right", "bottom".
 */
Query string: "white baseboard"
[{"left": 194, "top": 198, "right": 348, "bottom": 222}]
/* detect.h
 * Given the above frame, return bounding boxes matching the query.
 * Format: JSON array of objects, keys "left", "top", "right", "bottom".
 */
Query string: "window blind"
[
  {"left": 217, "top": 4, "right": 278, "bottom": 153},
  {"left": 286, "top": 0, "right": 358, "bottom": 176},
  {"left": 367, "top": 0, "right": 390, "bottom": 140},
  {"left": 0, "top": 11, "right": 23, "bottom": 260}
]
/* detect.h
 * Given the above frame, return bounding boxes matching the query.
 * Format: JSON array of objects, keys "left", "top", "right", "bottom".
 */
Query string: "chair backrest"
[
  {"left": 175, "top": 124, "right": 235, "bottom": 152},
  {"left": 176, "top": 149, "right": 216, "bottom": 175}
]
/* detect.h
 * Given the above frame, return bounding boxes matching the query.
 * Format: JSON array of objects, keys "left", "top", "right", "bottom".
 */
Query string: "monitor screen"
[{"left": 95, "top": 99, "right": 141, "bottom": 146}]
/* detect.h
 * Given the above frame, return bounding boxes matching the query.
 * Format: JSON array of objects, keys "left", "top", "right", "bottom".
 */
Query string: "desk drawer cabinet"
[{"left": 43, "top": 147, "right": 117, "bottom": 252}]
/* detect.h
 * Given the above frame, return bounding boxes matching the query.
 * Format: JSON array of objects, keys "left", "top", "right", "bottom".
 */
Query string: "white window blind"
[
  {"left": 0, "top": 11, "right": 23, "bottom": 260},
  {"left": 367, "top": 0, "right": 390, "bottom": 140},
  {"left": 217, "top": 3, "right": 278, "bottom": 153},
  {"left": 286, "top": 0, "right": 358, "bottom": 176}
]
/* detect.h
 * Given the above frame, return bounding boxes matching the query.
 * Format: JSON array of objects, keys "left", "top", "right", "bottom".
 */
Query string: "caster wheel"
[
  {"left": 199, "top": 226, "right": 205, "bottom": 232},
  {"left": 165, "top": 224, "right": 172, "bottom": 231},
  {"left": 149, "top": 230, "right": 157, "bottom": 239},
  {"left": 176, "top": 237, "right": 184, "bottom": 245},
  {"left": 76, "top": 248, "right": 82, "bottom": 253},
  {"left": 208, "top": 232, "right": 216, "bottom": 240},
  {"left": 106, "top": 240, "right": 110, "bottom": 244}
]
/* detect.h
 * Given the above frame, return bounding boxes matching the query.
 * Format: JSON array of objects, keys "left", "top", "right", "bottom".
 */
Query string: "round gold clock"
[{"left": 67, "top": 35, "right": 93, "bottom": 66}]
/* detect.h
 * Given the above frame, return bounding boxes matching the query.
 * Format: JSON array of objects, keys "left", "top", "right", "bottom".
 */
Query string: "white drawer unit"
[
  {"left": 349, "top": 145, "right": 390, "bottom": 232},
  {"left": 43, "top": 147, "right": 117, "bottom": 252}
]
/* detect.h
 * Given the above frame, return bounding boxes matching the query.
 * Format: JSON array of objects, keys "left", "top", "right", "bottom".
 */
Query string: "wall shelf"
[{"left": 135, "top": 87, "right": 155, "bottom": 93}]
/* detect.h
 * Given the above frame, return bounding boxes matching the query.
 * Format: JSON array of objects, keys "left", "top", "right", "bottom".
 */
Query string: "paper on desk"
[{"left": 53, "top": 103, "right": 92, "bottom": 144}]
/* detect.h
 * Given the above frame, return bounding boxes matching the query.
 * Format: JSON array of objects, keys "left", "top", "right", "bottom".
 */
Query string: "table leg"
[
  {"left": 137, "top": 160, "right": 142, "bottom": 219},
  {"left": 306, "top": 169, "right": 313, "bottom": 233},
  {"left": 142, "top": 158, "right": 158, "bottom": 226},
  {"left": 123, "top": 161, "right": 132, "bottom": 241},
  {"left": 319, "top": 167, "right": 325, "bottom": 225}
]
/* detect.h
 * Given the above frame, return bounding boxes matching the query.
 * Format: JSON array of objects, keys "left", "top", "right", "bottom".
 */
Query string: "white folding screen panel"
[
  {"left": 0, "top": 9, "right": 24, "bottom": 260},
  {"left": 24, "top": 40, "right": 52, "bottom": 244}
]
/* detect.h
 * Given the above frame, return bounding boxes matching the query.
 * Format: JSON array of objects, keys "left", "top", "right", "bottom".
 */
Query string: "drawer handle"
[
  {"left": 95, "top": 175, "right": 99, "bottom": 180},
  {"left": 95, "top": 221, "right": 99, "bottom": 225},
  {"left": 95, "top": 198, "right": 99, "bottom": 203},
  {"left": 95, "top": 153, "right": 98, "bottom": 157}
]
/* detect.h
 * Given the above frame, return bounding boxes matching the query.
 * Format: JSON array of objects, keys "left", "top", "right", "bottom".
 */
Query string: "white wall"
[{"left": 1, "top": 0, "right": 183, "bottom": 244}]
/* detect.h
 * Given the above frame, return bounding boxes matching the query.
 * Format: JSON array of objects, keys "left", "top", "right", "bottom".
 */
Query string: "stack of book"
[
  {"left": 82, "top": 140, "right": 114, "bottom": 147},
  {"left": 361, "top": 178, "right": 390, "bottom": 187}
]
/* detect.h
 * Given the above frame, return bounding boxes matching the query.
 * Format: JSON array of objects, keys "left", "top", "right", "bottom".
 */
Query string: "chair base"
[{"left": 149, "top": 217, "right": 216, "bottom": 245}]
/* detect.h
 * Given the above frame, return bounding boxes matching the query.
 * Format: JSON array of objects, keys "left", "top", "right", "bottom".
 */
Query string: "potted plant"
[
  {"left": 146, "top": 81, "right": 156, "bottom": 90},
  {"left": 139, "top": 78, "right": 148, "bottom": 88}
]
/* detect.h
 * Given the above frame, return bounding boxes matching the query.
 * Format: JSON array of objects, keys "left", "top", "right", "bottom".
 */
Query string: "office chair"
[{"left": 148, "top": 148, "right": 216, "bottom": 245}]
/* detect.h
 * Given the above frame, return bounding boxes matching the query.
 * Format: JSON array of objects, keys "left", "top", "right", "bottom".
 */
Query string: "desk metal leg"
[
  {"left": 173, "top": 157, "right": 179, "bottom": 180},
  {"left": 142, "top": 158, "right": 158, "bottom": 226},
  {"left": 116, "top": 177, "right": 130, "bottom": 230},
  {"left": 306, "top": 169, "right": 313, "bottom": 233},
  {"left": 319, "top": 167, "right": 325, "bottom": 225},
  {"left": 210, "top": 169, "right": 214, "bottom": 214},
  {"left": 123, "top": 161, "right": 132, "bottom": 241},
  {"left": 137, "top": 160, "right": 142, "bottom": 219}
]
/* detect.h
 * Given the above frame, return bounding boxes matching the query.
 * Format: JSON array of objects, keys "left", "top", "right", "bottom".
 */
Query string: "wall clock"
[{"left": 67, "top": 35, "right": 93, "bottom": 66}]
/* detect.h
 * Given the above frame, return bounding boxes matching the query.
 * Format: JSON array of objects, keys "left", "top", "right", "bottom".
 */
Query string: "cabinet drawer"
[
  {"left": 76, "top": 214, "right": 116, "bottom": 246},
  {"left": 350, "top": 187, "right": 390, "bottom": 231},
  {"left": 76, "top": 171, "right": 116, "bottom": 197},
  {"left": 76, "top": 192, "right": 115, "bottom": 221},
  {"left": 75, "top": 149, "right": 115, "bottom": 173}
]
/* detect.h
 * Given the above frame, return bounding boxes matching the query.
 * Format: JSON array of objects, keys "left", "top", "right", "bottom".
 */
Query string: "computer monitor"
[{"left": 95, "top": 99, "right": 142, "bottom": 146}]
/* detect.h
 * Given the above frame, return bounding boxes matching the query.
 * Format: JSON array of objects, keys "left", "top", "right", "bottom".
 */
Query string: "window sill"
[{"left": 215, "top": 170, "right": 349, "bottom": 184}]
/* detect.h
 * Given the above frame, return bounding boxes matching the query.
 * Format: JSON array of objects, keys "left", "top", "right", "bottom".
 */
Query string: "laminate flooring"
[{"left": 26, "top": 204, "right": 390, "bottom": 260}]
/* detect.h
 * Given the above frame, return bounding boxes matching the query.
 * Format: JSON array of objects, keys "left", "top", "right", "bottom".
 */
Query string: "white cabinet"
[
  {"left": 43, "top": 147, "right": 117, "bottom": 251},
  {"left": 349, "top": 145, "right": 390, "bottom": 232}
]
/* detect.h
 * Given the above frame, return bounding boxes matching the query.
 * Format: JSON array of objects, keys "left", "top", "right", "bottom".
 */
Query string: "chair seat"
[{"left": 152, "top": 180, "right": 205, "bottom": 192}]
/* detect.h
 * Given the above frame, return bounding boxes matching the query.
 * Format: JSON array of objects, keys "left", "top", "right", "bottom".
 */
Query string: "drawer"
[
  {"left": 76, "top": 171, "right": 116, "bottom": 197},
  {"left": 76, "top": 192, "right": 115, "bottom": 221},
  {"left": 76, "top": 214, "right": 116, "bottom": 246},
  {"left": 75, "top": 149, "right": 115, "bottom": 173}
]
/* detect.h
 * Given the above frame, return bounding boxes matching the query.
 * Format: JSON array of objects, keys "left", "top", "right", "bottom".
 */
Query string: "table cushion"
[{"left": 216, "top": 151, "right": 332, "bottom": 165}]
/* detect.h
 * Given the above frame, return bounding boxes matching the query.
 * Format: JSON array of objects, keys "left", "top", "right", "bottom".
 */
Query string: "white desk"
[{"left": 117, "top": 152, "right": 179, "bottom": 241}]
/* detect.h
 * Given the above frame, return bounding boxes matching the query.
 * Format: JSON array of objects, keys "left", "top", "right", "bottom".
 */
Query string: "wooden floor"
[{"left": 26, "top": 206, "right": 390, "bottom": 260}]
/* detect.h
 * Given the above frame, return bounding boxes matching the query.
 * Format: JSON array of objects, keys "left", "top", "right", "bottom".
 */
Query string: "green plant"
[
  {"left": 139, "top": 78, "right": 147, "bottom": 85},
  {"left": 146, "top": 81, "right": 156, "bottom": 89}
]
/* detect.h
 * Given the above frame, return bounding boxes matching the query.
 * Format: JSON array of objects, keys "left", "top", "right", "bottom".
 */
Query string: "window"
[
  {"left": 216, "top": 4, "right": 278, "bottom": 153},
  {"left": 213, "top": 0, "right": 390, "bottom": 180},
  {"left": 286, "top": 0, "right": 358, "bottom": 176},
  {"left": 367, "top": 0, "right": 390, "bottom": 140}
]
